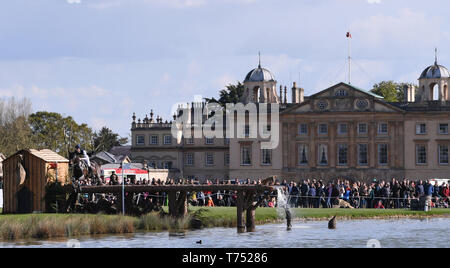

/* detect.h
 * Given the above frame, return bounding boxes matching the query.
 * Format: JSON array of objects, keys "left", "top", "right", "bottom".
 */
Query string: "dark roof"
[
  {"left": 93, "top": 151, "right": 130, "bottom": 164},
  {"left": 420, "top": 64, "right": 450, "bottom": 79},
  {"left": 244, "top": 67, "right": 276, "bottom": 82},
  {"left": 92, "top": 151, "right": 117, "bottom": 163},
  {"left": 388, "top": 101, "right": 450, "bottom": 112},
  {"left": 109, "top": 146, "right": 131, "bottom": 156}
]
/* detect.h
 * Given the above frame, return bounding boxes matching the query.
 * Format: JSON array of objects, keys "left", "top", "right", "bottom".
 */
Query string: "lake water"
[{"left": 1, "top": 218, "right": 449, "bottom": 248}]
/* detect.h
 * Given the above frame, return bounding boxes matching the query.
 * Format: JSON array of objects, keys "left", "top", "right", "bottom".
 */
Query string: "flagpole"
[
  {"left": 121, "top": 162, "right": 125, "bottom": 215},
  {"left": 348, "top": 31, "right": 351, "bottom": 84}
]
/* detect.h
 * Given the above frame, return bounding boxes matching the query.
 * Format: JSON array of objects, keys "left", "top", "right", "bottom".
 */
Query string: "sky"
[{"left": 1, "top": 0, "right": 450, "bottom": 139}]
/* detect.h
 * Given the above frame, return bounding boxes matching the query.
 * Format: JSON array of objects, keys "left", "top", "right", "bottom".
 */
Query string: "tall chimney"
[
  {"left": 292, "top": 82, "right": 304, "bottom": 104},
  {"left": 403, "top": 84, "right": 415, "bottom": 102},
  {"left": 292, "top": 82, "right": 298, "bottom": 103},
  {"left": 299, "top": 87, "right": 305, "bottom": 103}
]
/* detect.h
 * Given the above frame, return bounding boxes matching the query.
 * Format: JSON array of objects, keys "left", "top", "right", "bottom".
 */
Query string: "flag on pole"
[{"left": 346, "top": 32, "right": 352, "bottom": 38}]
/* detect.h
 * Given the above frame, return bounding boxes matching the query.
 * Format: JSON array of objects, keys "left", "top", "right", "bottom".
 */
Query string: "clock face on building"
[
  {"left": 356, "top": 99, "right": 369, "bottom": 110},
  {"left": 317, "top": 100, "right": 329, "bottom": 110}
]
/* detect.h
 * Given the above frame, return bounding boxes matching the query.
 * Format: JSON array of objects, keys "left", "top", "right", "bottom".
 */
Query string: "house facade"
[{"left": 129, "top": 58, "right": 450, "bottom": 182}]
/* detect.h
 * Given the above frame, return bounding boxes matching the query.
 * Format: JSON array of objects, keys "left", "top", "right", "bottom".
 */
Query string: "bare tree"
[{"left": 0, "top": 97, "right": 34, "bottom": 157}]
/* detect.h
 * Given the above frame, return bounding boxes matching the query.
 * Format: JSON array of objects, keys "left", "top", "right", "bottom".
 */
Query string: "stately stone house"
[{"left": 130, "top": 58, "right": 450, "bottom": 182}]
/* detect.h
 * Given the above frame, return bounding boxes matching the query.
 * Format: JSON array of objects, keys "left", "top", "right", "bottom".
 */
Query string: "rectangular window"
[
  {"left": 136, "top": 135, "right": 145, "bottom": 145},
  {"left": 185, "top": 153, "right": 194, "bottom": 166},
  {"left": 205, "top": 153, "right": 214, "bottom": 166},
  {"left": 378, "top": 144, "right": 388, "bottom": 165},
  {"left": 261, "top": 149, "right": 272, "bottom": 165},
  {"left": 358, "top": 144, "right": 369, "bottom": 166},
  {"left": 318, "top": 144, "right": 328, "bottom": 166},
  {"left": 298, "top": 124, "right": 308, "bottom": 135},
  {"left": 378, "top": 123, "right": 388, "bottom": 135},
  {"left": 298, "top": 144, "right": 309, "bottom": 166},
  {"left": 224, "top": 138, "right": 230, "bottom": 145},
  {"left": 338, "top": 124, "right": 348, "bottom": 135},
  {"left": 164, "top": 135, "right": 172, "bottom": 145},
  {"left": 205, "top": 138, "right": 214, "bottom": 145},
  {"left": 150, "top": 135, "right": 158, "bottom": 145},
  {"left": 241, "top": 146, "right": 252, "bottom": 166},
  {"left": 358, "top": 123, "right": 368, "bottom": 135},
  {"left": 225, "top": 153, "right": 230, "bottom": 166},
  {"left": 439, "top": 145, "right": 449, "bottom": 164},
  {"left": 186, "top": 137, "right": 195, "bottom": 145},
  {"left": 439, "top": 123, "right": 449, "bottom": 134},
  {"left": 338, "top": 144, "right": 348, "bottom": 166},
  {"left": 318, "top": 124, "right": 328, "bottom": 135},
  {"left": 416, "top": 123, "right": 427, "bottom": 135},
  {"left": 416, "top": 145, "right": 427, "bottom": 165}
]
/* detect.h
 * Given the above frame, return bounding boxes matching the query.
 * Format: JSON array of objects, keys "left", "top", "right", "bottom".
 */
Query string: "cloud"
[
  {"left": 367, "top": 0, "right": 381, "bottom": 4},
  {"left": 0, "top": 85, "right": 25, "bottom": 98},
  {"left": 67, "top": 0, "right": 82, "bottom": 4},
  {"left": 350, "top": 8, "right": 448, "bottom": 50}
]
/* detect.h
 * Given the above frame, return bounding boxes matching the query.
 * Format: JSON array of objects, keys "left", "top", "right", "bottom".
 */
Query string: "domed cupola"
[
  {"left": 241, "top": 53, "right": 280, "bottom": 104},
  {"left": 419, "top": 63, "right": 450, "bottom": 79},
  {"left": 244, "top": 65, "right": 276, "bottom": 82},
  {"left": 417, "top": 49, "right": 450, "bottom": 102}
]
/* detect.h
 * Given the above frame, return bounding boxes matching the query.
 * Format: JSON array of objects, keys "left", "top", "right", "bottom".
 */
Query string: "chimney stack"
[
  {"left": 292, "top": 82, "right": 305, "bottom": 104},
  {"left": 403, "top": 84, "right": 416, "bottom": 102}
]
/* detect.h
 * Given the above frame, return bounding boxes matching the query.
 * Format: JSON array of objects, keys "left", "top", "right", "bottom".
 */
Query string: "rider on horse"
[
  {"left": 74, "top": 144, "right": 91, "bottom": 168},
  {"left": 69, "top": 144, "right": 93, "bottom": 181}
]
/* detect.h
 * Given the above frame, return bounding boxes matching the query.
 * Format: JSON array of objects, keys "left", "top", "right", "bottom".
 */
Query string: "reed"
[
  {"left": 0, "top": 214, "right": 137, "bottom": 240},
  {"left": 0, "top": 208, "right": 448, "bottom": 241},
  {"left": 137, "top": 213, "right": 191, "bottom": 231}
]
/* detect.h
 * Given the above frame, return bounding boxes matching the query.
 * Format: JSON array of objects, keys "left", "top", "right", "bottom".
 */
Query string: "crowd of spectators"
[{"left": 75, "top": 173, "right": 450, "bottom": 212}]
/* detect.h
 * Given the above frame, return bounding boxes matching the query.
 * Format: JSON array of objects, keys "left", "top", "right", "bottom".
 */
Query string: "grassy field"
[
  {"left": 0, "top": 207, "right": 449, "bottom": 241},
  {"left": 188, "top": 207, "right": 450, "bottom": 225}
]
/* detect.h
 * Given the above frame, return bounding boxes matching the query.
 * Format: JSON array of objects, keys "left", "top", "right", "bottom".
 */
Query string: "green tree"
[
  {"left": 29, "top": 111, "right": 94, "bottom": 158},
  {"left": 205, "top": 82, "right": 245, "bottom": 106},
  {"left": 92, "top": 127, "right": 128, "bottom": 153},
  {"left": 371, "top": 81, "right": 417, "bottom": 102}
]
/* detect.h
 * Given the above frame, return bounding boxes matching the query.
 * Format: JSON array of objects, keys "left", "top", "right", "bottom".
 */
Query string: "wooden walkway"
[{"left": 79, "top": 184, "right": 275, "bottom": 232}]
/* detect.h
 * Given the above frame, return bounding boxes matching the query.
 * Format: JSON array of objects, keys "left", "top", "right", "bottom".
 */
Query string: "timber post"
[
  {"left": 168, "top": 191, "right": 178, "bottom": 217},
  {"left": 245, "top": 190, "right": 257, "bottom": 232},
  {"left": 236, "top": 190, "right": 246, "bottom": 233},
  {"left": 168, "top": 190, "right": 188, "bottom": 218}
]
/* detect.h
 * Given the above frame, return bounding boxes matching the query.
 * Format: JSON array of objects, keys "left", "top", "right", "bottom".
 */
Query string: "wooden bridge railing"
[{"left": 79, "top": 184, "right": 275, "bottom": 232}]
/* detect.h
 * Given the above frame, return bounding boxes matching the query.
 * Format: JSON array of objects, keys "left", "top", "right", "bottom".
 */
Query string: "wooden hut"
[{"left": 2, "top": 149, "right": 69, "bottom": 214}]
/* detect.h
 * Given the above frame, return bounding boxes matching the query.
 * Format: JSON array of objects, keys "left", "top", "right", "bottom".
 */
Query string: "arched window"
[{"left": 430, "top": 83, "right": 439, "bottom": 101}]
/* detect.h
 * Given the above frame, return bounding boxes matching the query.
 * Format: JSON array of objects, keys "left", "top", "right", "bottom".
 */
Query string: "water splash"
[{"left": 276, "top": 187, "right": 293, "bottom": 229}]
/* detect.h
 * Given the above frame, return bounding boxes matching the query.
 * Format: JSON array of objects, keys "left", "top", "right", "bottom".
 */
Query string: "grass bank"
[
  {"left": 188, "top": 207, "right": 450, "bottom": 227},
  {"left": 0, "top": 207, "right": 449, "bottom": 241}
]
